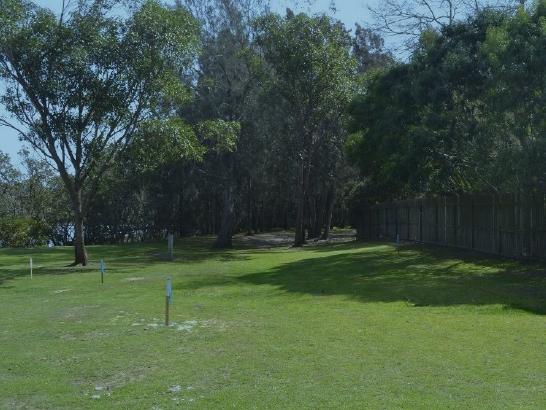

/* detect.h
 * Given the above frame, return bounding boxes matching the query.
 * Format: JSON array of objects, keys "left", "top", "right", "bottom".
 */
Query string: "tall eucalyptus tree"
[
  {"left": 0, "top": 0, "right": 200, "bottom": 264},
  {"left": 254, "top": 11, "right": 356, "bottom": 246}
]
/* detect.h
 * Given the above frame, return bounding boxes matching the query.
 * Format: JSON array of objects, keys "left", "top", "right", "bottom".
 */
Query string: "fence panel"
[{"left": 358, "top": 193, "right": 546, "bottom": 260}]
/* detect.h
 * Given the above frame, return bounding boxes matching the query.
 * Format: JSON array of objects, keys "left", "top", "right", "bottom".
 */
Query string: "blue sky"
[{"left": 0, "top": 0, "right": 377, "bottom": 165}]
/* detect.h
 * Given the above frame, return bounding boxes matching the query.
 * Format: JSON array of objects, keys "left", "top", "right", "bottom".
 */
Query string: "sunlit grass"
[{"left": 1, "top": 238, "right": 545, "bottom": 408}]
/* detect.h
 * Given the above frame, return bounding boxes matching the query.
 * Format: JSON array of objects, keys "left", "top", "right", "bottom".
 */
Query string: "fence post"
[
  {"left": 498, "top": 195, "right": 503, "bottom": 255},
  {"left": 453, "top": 194, "right": 460, "bottom": 246},
  {"left": 395, "top": 204, "right": 399, "bottom": 240},
  {"left": 375, "top": 208, "right": 381, "bottom": 239},
  {"left": 444, "top": 195, "right": 448, "bottom": 244},
  {"left": 526, "top": 193, "right": 533, "bottom": 259},
  {"left": 367, "top": 208, "right": 371, "bottom": 240},
  {"left": 435, "top": 199, "right": 438, "bottom": 243},
  {"left": 471, "top": 195, "right": 475, "bottom": 250},
  {"left": 530, "top": 196, "right": 534, "bottom": 258},
  {"left": 407, "top": 206, "right": 410, "bottom": 240},
  {"left": 419, "top": 200, "right": 423, "bottom": 242},
  {"left": 492, "top": 194, "right": 497, "bottom": 254},
  {"left": 385, "top": 207, "right": 389, "bottom": 238}
]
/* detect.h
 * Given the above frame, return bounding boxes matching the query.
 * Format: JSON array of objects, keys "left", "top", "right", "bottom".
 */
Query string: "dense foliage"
[
  {"left": 3, "top": 0, "right": 544, "bottom": 253},
  {"left": 0, "top": 151, "right": 70, "bottom": 247},
  {"left": 0, "top": 0, "right": 203, "bottom": 261},
  {"left": 348, "top": 1, "right": 546, "bottom": 203}
]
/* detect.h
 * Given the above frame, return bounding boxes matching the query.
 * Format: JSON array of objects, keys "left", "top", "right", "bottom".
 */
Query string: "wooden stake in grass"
[
  {"left": 165, "top": 276, "right": 173, "bottom": 326},
  {"left": 30, "top": 257, "right": 33, "bottom": 280},
  {"left": 396, "top": 234, "right": 401, "bottom": 255},
  {"left": 99, "top": 259, "right": 106, "bottom": 284}
]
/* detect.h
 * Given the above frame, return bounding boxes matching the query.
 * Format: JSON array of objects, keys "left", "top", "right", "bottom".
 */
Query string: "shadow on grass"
[
  {"left": 239, "top": 242, "right": 546, "bottom": 315},
  {"left": 3, "top": 238, "right": 545, "bottom": 315},
  {"left": 0, "top": 237, "right": 251, "bottom": 286}
]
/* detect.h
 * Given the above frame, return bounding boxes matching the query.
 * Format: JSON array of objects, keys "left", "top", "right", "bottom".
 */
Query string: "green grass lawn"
[{"left": 1, "top": 237, "right": 545, "bottom": 409}]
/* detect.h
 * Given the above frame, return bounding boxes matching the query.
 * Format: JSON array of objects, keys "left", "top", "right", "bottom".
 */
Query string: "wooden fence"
[{"left": 357, "top": 193, "right": 546, "bottom": 260}]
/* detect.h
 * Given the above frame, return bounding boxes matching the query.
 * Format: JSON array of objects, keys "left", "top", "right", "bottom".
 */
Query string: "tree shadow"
[
  {"left": 239, "top": 244, "right": 546, "bottom": 315},
  {"left": 174, "top": 274, "right": 237, "bottom": 291},
  {"left": 0, "top": 263, "right": 94, "bottom": 287},
  {"left": 0, "top": 238, "right": 252, "bottom": 286}
]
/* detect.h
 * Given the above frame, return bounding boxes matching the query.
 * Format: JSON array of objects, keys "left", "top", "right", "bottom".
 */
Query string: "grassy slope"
[{"left": 0, "top": 238, "right": 545, "bottom": 409}]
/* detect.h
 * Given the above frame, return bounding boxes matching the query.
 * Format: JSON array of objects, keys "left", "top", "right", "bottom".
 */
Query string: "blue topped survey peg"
[
  {"left": 99, "top": 259, "right": 106, "bottom": 284},
  {"left": 165, "top": 276, "right": 173, "bottom": 305},
  {"left": 165, "top": 276, "right": 173, "bottom": 326},
  {"left": 395, "top": 234, "right": 401, "bottom": 254}
]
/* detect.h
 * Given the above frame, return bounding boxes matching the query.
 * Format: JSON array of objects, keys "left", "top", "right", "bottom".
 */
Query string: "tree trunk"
[
  {"left": 321, "top": 187, "right": 336, "bottom": 240},
  {"left": 308, "top": 195, "right": 318, "bottom": 239},
  {"left": 214, "top": 185, "right": 235, "bottom": 248},
  {"left": 260, "top": 200, "right": 265, "bottom": 233},
  {"left": 311, "top": 192, "right": 326, "bottom": 239},
  {"left": 72, "top": 190, "right": 88, "bottom": 266},
  {"left": 294, "top": 159, "right": 306, "bottom": 247}
]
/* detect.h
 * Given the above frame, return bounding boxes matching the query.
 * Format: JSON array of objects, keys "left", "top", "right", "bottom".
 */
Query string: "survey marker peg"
[
  {"left": 99, "top": 259, "right": 106, "bottom": 284},
  {"left": 165, "top": 276, "right": 173, "bottom": 326}
]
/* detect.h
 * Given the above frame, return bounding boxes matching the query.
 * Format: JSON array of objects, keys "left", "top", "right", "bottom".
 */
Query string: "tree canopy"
[
  {"left": 348, "top": 1, "right": 546, "bottom": 204},
  {"left": 2, "top": 0, "right": 544, "bottom": 253},
  {"left": 0, "top": 0, "right": 201, "bottom": 263}
]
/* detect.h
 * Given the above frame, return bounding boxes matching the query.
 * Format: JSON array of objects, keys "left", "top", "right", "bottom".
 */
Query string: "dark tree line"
[
  {"left": 4, "top": 0, "right": 538, "bottom": 259},
  {"left": 348, "top": 1, "right": 546, "bottom": 208},
  {"left": 0, "top": 0, "right": 391, "bottom": 259}
]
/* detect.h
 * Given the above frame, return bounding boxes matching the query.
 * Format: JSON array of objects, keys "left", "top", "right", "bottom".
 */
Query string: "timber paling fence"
[{"left": 357, "top": 193, "right": 546, "bottom": 260}]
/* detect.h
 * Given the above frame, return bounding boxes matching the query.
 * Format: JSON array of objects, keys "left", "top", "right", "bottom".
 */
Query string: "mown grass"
[{"left": 0, "top": 237, "right": 545, "bottom": 409}]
